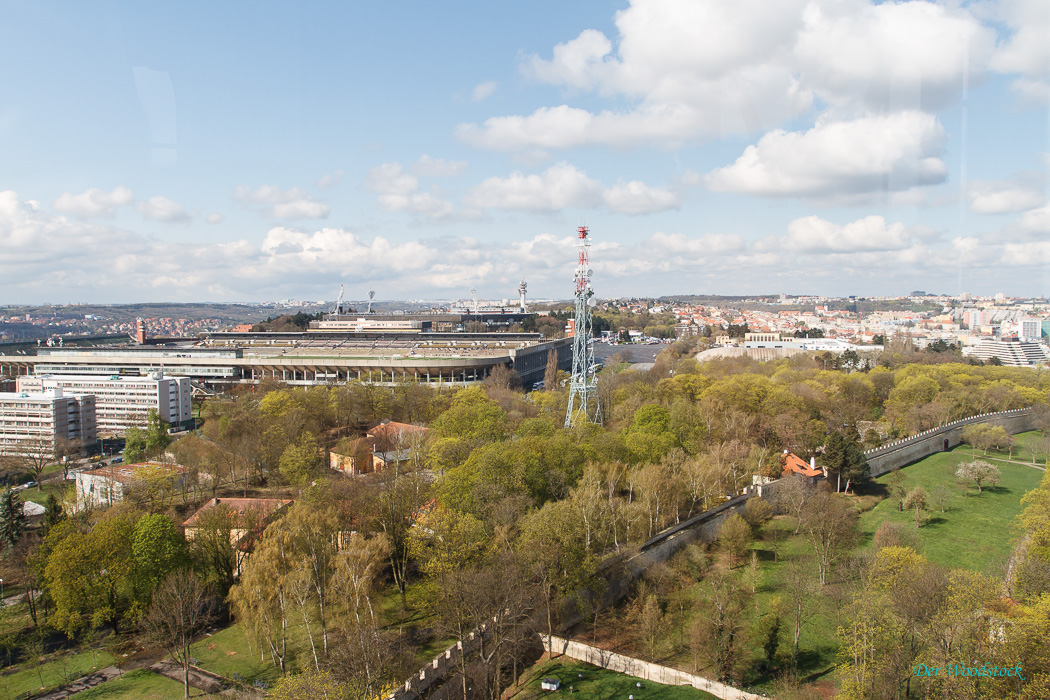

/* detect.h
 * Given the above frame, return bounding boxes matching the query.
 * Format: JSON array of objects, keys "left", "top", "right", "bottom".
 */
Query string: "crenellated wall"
[{"left": 863, "top": 408, "right": 1035, "bottom": 477}]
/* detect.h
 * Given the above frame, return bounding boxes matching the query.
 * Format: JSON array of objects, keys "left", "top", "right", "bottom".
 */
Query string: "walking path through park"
[
  {"left": 25, "top": 657, "right": 227, "bottom": 699},
  {"left": 29, "top": 665, "right": 123, "bottom": 700},
  {"left": 2, "top": 591, "right": 32, "bottom": 608},
  {"left": 149, "top": 660, "right": 228, "bottom": 694},
  {"left": 981, "top": 455, "right": 1046, "bottom": 471}
]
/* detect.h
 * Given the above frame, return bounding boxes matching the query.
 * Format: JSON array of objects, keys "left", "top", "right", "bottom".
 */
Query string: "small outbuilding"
[{"left": 540, "top": 677, "right": 561, "bottom": 691}]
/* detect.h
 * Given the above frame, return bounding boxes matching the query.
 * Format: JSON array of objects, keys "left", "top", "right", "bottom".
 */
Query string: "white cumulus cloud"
[
  {"left": 603, "top": 180, "right": 681, "bottom": 215},
  {"left": 465, "top": 163, "right": 678, "bottom": 214},
  {"left": 412, "top": 155, "right": 467, "bottom": 178},
  {"left": 471, "top": 81, "right": 498, "bottom": 101},
  {"left": 990, "top": 0, "right": 1050, "bottom": 102},
  {"left": 967, "top": 180, "right": 1045, "bottom": 215},
  {"left": 316, "top": 170, "right": 344, "bottom": 189},
  {"left": 459, "top": 0, "right": 993, "bottom": 151},
  {"left": 234, "top": 185, "right": 330, "bottom": 220},
  {"left": 704, "top": 112, "right": 947, "bottom": 199},
  {"left": 365, "top": 163, "right": 456, "bottom": 219},
  {"left": 138, "top": 195, "right": 192, "bottom": 223},
  {"left": 778, "top": 215, "right": 936, "bottom": 253},
  {"left": 52, "top": 187, "right": 134, "bottom": 218}
]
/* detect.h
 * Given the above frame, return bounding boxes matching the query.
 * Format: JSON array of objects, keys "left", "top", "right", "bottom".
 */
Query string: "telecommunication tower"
[
  {"left": 518, "top": 278, "right": 528, "bottom": 313},
  {"left": 367, "top": 289, "right": 375, "bottom": 314},
  {"left": 565, "top": 225, "right": 601, "bottom": 427},
  {"left": 332, "top": 284, "right": 345, "bottom": 315}
]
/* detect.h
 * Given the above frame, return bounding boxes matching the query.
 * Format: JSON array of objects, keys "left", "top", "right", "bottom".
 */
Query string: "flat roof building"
[
  {"left": 17, "top": 372, "right": 192, "bottom": 435},
  {"left": 75, "top": 461, "right": 186, "bottom": 511},
  {"left": 0, "top": 389, "right": 96, "bottom": 457},
  {"left": 967, "top": 339, "right": 1047, "bottom": 367}
]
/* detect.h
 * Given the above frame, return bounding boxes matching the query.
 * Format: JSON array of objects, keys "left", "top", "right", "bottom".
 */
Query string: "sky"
[{"left": 1, "top": 0, "right": 1049, "bottom": 305}]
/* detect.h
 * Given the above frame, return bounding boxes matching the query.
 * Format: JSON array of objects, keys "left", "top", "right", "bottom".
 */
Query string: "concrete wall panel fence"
[{"left": 543, "top": 635, "right": 764, "bottom": 700}]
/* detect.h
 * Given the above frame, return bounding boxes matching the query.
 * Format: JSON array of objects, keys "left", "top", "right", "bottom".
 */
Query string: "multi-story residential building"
[
  {"left": 16, "top": 372, "right": 191, "bottom": 435},
  {"left": 0, "top": 389, "right": 96, "bottom": 457},
  {"left": 1019, "top": 318, "right": 1043, "bottom": 343},
  {"left": 967, "top": 339, "right": 1047, "bottom": 367}
]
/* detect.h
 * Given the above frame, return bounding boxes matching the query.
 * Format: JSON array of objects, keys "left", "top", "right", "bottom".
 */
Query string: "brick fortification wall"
[
  {"left": 590, "top": 408, "right": 1038, "bottom": 614},
  {"left": 864, "top": 408, "right": 1035, "bottom": 477},
  {"left": 390, "top": 408, "right": 1037, "bottom": 699}
]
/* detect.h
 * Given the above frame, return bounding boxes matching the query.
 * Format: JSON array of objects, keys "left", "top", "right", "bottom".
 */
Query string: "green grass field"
[
  {"left": 189, "top": 623, "right": 280, "bottom": 686},
  {"left": 512, "top": 658, "right": 720, "bottom": 699},
  {"left": 74, "top": 668, "right": 202, "bottom": 699},
  {"left": 18, "top": 478, "right": 73, "bottom": 507},
  {"left": 0, "top": 647, "right": 116, "bottom": 699},
  {"left": 859, "top": 436, "right": 1045, "bottom": 574}
]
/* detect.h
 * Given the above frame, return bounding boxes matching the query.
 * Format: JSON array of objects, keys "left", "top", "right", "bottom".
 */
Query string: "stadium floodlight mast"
[{"left": 565, "top": 225, "right": 601, "bottom": 428}]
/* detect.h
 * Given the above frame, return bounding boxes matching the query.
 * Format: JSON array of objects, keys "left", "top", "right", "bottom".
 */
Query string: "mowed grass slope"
[
  {"left": 858, "top": 434, "right": 1046, "bottom": 574},
  {"left": 513, "top": 659, "right": 720, "bottom": 699},
  {"left": 74, "top": 669, "right": 201, "bottom": 699},
  {"left": 0, "top": 648, "right": 116, "bottom": 699}
]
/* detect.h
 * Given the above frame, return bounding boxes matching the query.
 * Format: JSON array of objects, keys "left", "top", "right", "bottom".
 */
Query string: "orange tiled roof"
[
  {"left": 182, "top": 497, "right": 293, "bottom": 528},
  {"left": 783, "top": 453, "right": 822, "bottom": 477},
  {"left": 367, "top": 421, "right": 428, "bottom": 453}
]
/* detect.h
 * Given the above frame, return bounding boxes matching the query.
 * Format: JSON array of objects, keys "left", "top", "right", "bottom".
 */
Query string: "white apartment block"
[
  {"left": 17, "top": 372, "right": 191, "bottom": 436},
  {"left": 1019, "top": 318, "right": 1043, "bottom": 343},
  {"left": 0, "top": 389, "right": 96, "bottom": 457},
  {"left": 967, "top": 339, "right": 1047, "bottom": 367}
]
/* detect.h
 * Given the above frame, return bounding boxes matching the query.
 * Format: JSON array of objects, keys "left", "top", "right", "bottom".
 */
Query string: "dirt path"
[
  {"left": 982, "top": 455, "right": 1046, "bottom": 471},
  {"left": 25, "top": 651, "right": 226, "bottom": 699},
  {"left": 149, "top": 660, "right": 228, "bottom": 695},
  {"left": 29, "top": 666, "right": 124, "bottom": 700}
]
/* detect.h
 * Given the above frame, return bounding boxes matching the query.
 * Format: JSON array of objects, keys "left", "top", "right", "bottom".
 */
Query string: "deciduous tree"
[
  {"left": 802, "top": 490, "right": 859, "bottom": 585},
  {"left": 140, "top": 568, "right": 215, "bottom": 699},
  {"left": 956, "top": 460, "right": 1000, "bottom": 494}
]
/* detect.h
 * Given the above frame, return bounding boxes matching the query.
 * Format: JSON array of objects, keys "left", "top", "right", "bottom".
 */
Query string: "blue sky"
[{"left": 1, "top": 0, "right": 1048, "bottom": 304}]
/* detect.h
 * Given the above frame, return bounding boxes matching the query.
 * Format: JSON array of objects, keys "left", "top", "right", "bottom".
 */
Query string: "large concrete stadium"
[{"left": 0, "top": 330, "right": 571, "bottom": 389}]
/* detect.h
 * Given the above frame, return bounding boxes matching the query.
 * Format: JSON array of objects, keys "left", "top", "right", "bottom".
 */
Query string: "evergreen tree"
[
  {"left": 0, "top": 488, "right": 27, "bottom": 549},
  {"left": 43, "top": 493, "right": 64, "bottom": 534},
  {"left": 823, "top": 430, "right": 870, "bottom": 493}
]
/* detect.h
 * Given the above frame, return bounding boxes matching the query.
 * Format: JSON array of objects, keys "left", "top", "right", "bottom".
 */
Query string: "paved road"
[{"left": 592, "top": 342, "right": 667, "bottom": 365}]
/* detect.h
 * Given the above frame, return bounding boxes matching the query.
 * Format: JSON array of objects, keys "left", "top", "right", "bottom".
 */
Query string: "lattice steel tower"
[{"left": 565, "top": 225, "right": 601, "bottom": 427}]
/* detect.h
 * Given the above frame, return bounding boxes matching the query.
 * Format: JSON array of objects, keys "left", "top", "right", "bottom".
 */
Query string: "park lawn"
[
  {"left": 19, "top": 479, "right": 73, "bottom": 507},
  {"left": 74, "top": 668, "right": 204, "bottom": 699},
  {"left": 189, "top": 623, "right": 280, "bottom": 687},
  {"left": 376, "top": 579, "right": 455, "bottom": 663},
  {"left": 991, "top": 430, "right": 1047, "bottom": 466},
  {"left": 512, "top": 658, "right": 720, "bottom": 699},
  {"left": 188, "top": 579, "right": 451, "bottom": 688},
  {"left": 660, "top": 522, "right": 843, "bottom": 690},
  {"left": 0, "top": 647, "right": 116, "bottom": 699},
  {"left": 858, "top": 444, "right": 1044, "bottom": 574},
  {"left": 0, "top": 605, "right": 34, "bottom": 637}
]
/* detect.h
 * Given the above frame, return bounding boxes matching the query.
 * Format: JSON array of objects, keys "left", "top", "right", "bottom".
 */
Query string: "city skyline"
[{"left": 1, "top": 0, "right": 1049, "bottom": 304}]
